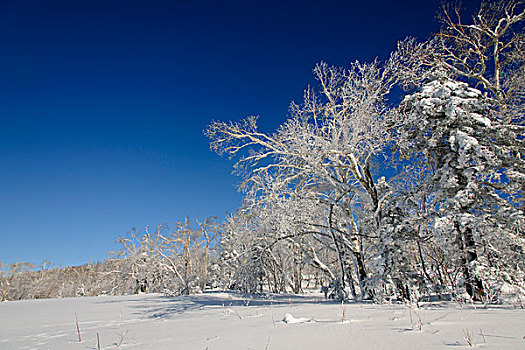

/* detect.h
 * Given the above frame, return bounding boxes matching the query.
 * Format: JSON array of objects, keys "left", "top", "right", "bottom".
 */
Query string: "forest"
[{"left": 2, "top": 0, "right": 524, "bottom": 306}]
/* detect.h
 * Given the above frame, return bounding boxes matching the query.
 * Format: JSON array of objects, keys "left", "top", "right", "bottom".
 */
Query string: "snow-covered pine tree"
[{"left": 398, "top": 76, "right": 525, "bottom": 301}]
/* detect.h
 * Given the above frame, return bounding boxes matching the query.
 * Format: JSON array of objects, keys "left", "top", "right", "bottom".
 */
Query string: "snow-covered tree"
[
  {"left": 207, "top": 58, "right": 404, "bottom": 300},
  {"left": 0, "top": 261, "right": 34, "bottom": 301},
  {"left": 393, "top": 0, "right": 525, "bottom": 301}
]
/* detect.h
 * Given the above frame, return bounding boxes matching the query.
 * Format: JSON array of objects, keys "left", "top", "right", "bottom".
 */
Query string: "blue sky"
[{"left": 0, "top": 0, "right": 481, "bottom": 267}]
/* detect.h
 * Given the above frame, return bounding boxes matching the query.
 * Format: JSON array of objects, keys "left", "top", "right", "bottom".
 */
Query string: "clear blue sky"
[{"left": 0, "top": 0, "right": 481, "bottom": 267}]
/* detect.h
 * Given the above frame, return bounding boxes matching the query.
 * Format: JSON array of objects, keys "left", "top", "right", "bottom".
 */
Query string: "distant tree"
[
  {"left": 0, "top": 261, "right": 34, "bottom": 301},
  {"left": 197, "top": 217, "right": 221, "bottom": 291},
  {"left": 115, "top": 218, "right": 221, "bottom": 296}
]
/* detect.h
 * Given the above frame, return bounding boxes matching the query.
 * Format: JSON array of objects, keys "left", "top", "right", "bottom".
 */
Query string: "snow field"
[{"left": 1, "top": 292, "right": 524, "bottom": 349}]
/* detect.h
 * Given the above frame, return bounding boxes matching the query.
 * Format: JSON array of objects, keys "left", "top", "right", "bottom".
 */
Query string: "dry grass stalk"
[{"left": 75, "top": 312, "right": 81, "bottom": 342}]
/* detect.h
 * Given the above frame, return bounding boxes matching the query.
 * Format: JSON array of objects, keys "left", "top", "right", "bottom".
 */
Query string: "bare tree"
[
  {"left": 0, "top": 261, "right": 35, "bottom": 301},
  {"left": 197, "top": 217, "right": 221, "bottom": 290},
  {"left": 399, "top": 0, "right": 525, "bottom": 123}
]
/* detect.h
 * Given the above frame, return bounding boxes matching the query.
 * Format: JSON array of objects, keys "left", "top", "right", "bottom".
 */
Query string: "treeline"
[
  {"left": 0, "top": 213, "right": 333, "bottom": 302},
  {"left": 1, "top": 216, "right": 329, "bottom": 301},
  {"left": 0, "top": 218, "right": 223, "bottom": 301}
]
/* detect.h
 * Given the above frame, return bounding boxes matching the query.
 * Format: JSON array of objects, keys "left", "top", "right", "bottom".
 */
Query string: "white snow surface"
[{"left": 1, "top": 291, "right": 524, "bottom": 349}]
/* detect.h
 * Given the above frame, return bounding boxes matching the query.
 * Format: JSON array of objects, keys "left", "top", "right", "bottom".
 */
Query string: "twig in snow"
[
  {"left": 464, "top": 329, "right": 473, "bottom": 347},
  {"left": 406, "top": 302, "right": 422, "bottom": 331},
  {"left": 75, "top": 312, "right": 81, "bottom": 342},
  {"left": 231, "top": 309, "right": 243, "bottom": 320},
  {"left": 115, "top": 330, "right": 128, "bottom": 348},
  {"left": 221, "top": 303, "right": 242, "bottom": 320},
  {"left": 479, "top": 328, "right": 486, "bottom": 343}
]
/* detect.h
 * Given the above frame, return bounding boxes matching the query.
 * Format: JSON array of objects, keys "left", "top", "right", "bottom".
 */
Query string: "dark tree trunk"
[{"left": 456, "top": 222, "right": 484, "bottom": 301}]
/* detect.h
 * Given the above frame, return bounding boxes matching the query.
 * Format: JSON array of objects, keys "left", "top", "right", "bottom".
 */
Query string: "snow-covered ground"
[{"left": 1, "top": 291, "right": 524, "bottom": 349}]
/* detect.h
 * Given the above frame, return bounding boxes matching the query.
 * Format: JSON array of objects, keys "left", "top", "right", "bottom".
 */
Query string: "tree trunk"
[
  {"left": 329, "top": 205, "right": 347, "bottom": 301},
  {"left": 456, "top": 221, "right": 484, "bottom": 301}
]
